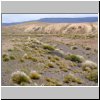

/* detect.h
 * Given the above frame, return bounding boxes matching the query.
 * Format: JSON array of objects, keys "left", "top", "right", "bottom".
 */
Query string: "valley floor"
[{"left": 1, "top": 34, "right": 98, "bottom": 86}]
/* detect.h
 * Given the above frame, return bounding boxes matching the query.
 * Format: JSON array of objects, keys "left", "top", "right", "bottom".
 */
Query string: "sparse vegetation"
[
  {"left": 46, "top": 77, "right": 62, "bottom": 86},
  {"left": 55, "top": 48, "right": 65, "bottom": 55},
  {"left": 31, "top": 57, "right": 38, "bottom": 62},
  {"left": 72, "top": 69, "right": 80, "bottom": 73},
  {"left": 82, "top": 60, "right": 97, "bottom": 70},
  {"left": 2, "top": 19, "right": 98, "bottom": 86},
  {"left": 11, "top": 71, "right": 31, "bottom": 84},
  {"left": 85, "top": 46, "right": 91, "bottom": 50},
  {"left": 8, "top": 48, "right": 13, "bottom": 52},
  {"left": 64, "top": 73, "right": 83, "bottom": 84},
  {"left": 3, "top": 56, "right": 9, "bottom": 62},
  {"left": 86, "top": 69, "right": 98, "bottom": 83},
  {"left": 47, "top": 62, "right": 54, "bottom": 68},
  {"left": 2, "top": 54, "right": 8, "bottom": 58},
  {"left": 29, "top": 71, "right": 41, "bottom": 79},
  {"left": 59, "top": 64, "right": 68, "bottom": 72},
  {"left": 20, "top": 58, "right": 24, "bottom": 62},
  {"left": 94, "top": 49, "right": 98, "bottom": 53},
  {"left": 54, "top": 55, "right": 60, "bottom": 61},
  {"left": 65, "top": 54, "right": 85, "bottom": 63},
  {"left": 10, "top": 55, "right": 15, "bottom": 60},
  {"left": 43, "top": 44, "right": 55, "bottom": 50},
  {"left": 71, "top": 46, "right": 78, "bottom": 50}
]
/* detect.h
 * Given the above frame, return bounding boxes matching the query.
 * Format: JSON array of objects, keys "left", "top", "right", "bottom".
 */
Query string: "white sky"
[{"left": 2, "top": 14, "right": 98, "bottom": 23}]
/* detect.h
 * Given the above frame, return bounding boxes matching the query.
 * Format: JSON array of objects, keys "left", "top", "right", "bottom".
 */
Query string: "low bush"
[
  {"left": 29, "top": 71, "right": 41, "bottom": 79},
  {"left": 65, "top": 54, "right": 85, "bottom": 63},
  {"left": 11, "top": 71, "right": 31, "bottom": 84}
]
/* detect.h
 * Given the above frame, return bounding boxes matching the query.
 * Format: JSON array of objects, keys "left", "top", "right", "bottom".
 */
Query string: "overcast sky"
[{"left": 2, "top": 14, "right": 98, "bottom": 23}]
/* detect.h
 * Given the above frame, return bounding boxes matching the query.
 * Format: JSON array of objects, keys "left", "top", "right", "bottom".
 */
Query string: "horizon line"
[{"left": 2, "top": 16, "right": 98, "bottom": 24}]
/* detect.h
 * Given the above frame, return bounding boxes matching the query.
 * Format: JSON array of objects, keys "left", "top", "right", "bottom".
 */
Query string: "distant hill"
[
  {"left": 2, "top": 22, "right": 23, "bottom": 26},
  {"left": 2, "top": 17, "right": 98, "bottom": 26},
  {"left": 38, "top": 17, "right": 98, "bottom": 23}
]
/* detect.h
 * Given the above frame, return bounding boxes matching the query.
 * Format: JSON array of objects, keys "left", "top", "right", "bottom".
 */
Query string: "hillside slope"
[{"left": 2, "top": 22, "right": 98, "bottom": 35}]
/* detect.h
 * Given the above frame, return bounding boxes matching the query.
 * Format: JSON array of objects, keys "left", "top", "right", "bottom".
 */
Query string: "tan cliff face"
[{"left": 2, "top": 22, "right": 98, "bottom": 35}]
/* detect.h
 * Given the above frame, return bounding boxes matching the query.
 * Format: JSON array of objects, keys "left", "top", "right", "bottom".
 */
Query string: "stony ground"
[{"left": 1, "top": 33, "right": 98, "bottom": 86}]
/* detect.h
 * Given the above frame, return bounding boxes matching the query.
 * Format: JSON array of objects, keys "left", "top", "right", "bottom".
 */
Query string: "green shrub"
[
  {"left": 65, "top": 54, "right": 85, "bottom": 63},
  {"left": 2, "top": 54, "right": 8, "bottom": 58},
  {"left": 43, "top": 44, "right": 55, "bottom": 50},
  {"left": 3, "top": 57, "right": 9, "bottom": 62},
  {"left": 10, "top": 55, "right": 15, "bottom": 60}
]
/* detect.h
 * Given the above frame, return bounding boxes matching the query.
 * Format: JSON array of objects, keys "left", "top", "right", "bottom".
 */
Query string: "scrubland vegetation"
[{"left": 2, "top": 22, "right": 98, "bottom": 86}]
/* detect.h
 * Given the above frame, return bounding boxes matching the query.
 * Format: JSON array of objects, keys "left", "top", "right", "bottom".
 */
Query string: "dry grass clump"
[
  {"left": 2, "top": 54, "right": 9, "bottom": 62},
  {"left": 46, "top": 77, "right": 62, "bottom": 86},
  {"left": 3, "top": 57, "right": 9, "bottom": 62},
  {"left": 47, "top": 62, "right": 55, "bottom": 68},
  {"left": 59, "top": 63, "right": 68, "bottom": 72},
  {"left": 94, "top": 49, "right": 98, "bottom": 53},
  {"left": 54, "top": 55, "right": 60, "bottom": 61},
  {"left": 31, "top": 57, "right": 38, "bottom": 62},
  {"left": 82, "top": 60, "right": 97, "bottom": 71},
  {"left": 8, "top": 48, "right": 13, "bottom": 52},
  {"left": 23, "top": 53, "right": 38, "bottom": 62},
  {"left": 48, "top": 56, "right": 57, "bottom": 63},
  {"left": 55, "top": 48, "right": 65, "bottom": 55},
  {"left": 11, "top": 71, "right": 31, "bottom": 85},
  {"left": 20, "top": 58, "right": 24, "bottom": 62},
  {"left": 10, "top": 55, "right": 15, "bottom": 60},
  {"left": 23, "top": 53, "right": 28, "bottom": 59},
  {"left": 65, "top": 54, "right": 85, "bottom": 63},
  {"left": 71, "top": 46, "right": 78, "bottom": 50},
  {"left": 72, "top": 69, "right": 80, "bottom": 73},
  {"left": 32, "top": 38, "right": 41, "bottom": 44},
  {"left": 60, "top": 67, "right": 68, "bottom": 72},
  {"left": 43, "top": 44, "right": 55, "bottom": 51},
  {"left": 29, "top": 71, "right": 41, "bottom": 79},
  {"left": 86, "top": 69, "right": 98, "bottom": 83},
  {"left": 3, "top": 54, "right": 16, "bottom": 61},
  {"left": 85, "top": 46, "right": 91, "bottom": 50},
  {"left": 64, "top": 73, "right": 83, "bottom": 84},
  {"left": 2, "top": 54, "right": 8, "bottom": 58}
]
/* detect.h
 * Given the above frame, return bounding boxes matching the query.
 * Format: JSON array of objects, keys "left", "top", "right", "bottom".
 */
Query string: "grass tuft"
[
  {"left": 10, "top": 55, "right": 15, "bottom": 60},
  {"left": 64, "top": 73, "right": 83, "bottom": 84},
  {"left": 2, "top": 54, "right": 9, "bottom": 62},
  {"left": 65, "top": 54, "right": 85, "bottom": 63},
  {"left": 86, "top": 69, "right": 98, "bottom": 83},
  {"left": 29, "top": 71, "right": 41, "bottom": 79},
  {"left": 47, "top": 62, "right": 54, "bottom": 68},
  {"left": 82, "top": 60, "right": 97, "bottom": 70},
  {"left": 46, "top": 77, "right": 62, "bottom": 86},
  {"left": 11, "top": 71, "right": 31, "bottom": 84},
  {"left": 71, "top": 46, "right": 78, "bottom": 50},
  {"left": 43, "top": 44, "right": 55, "bottom": 51}
]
